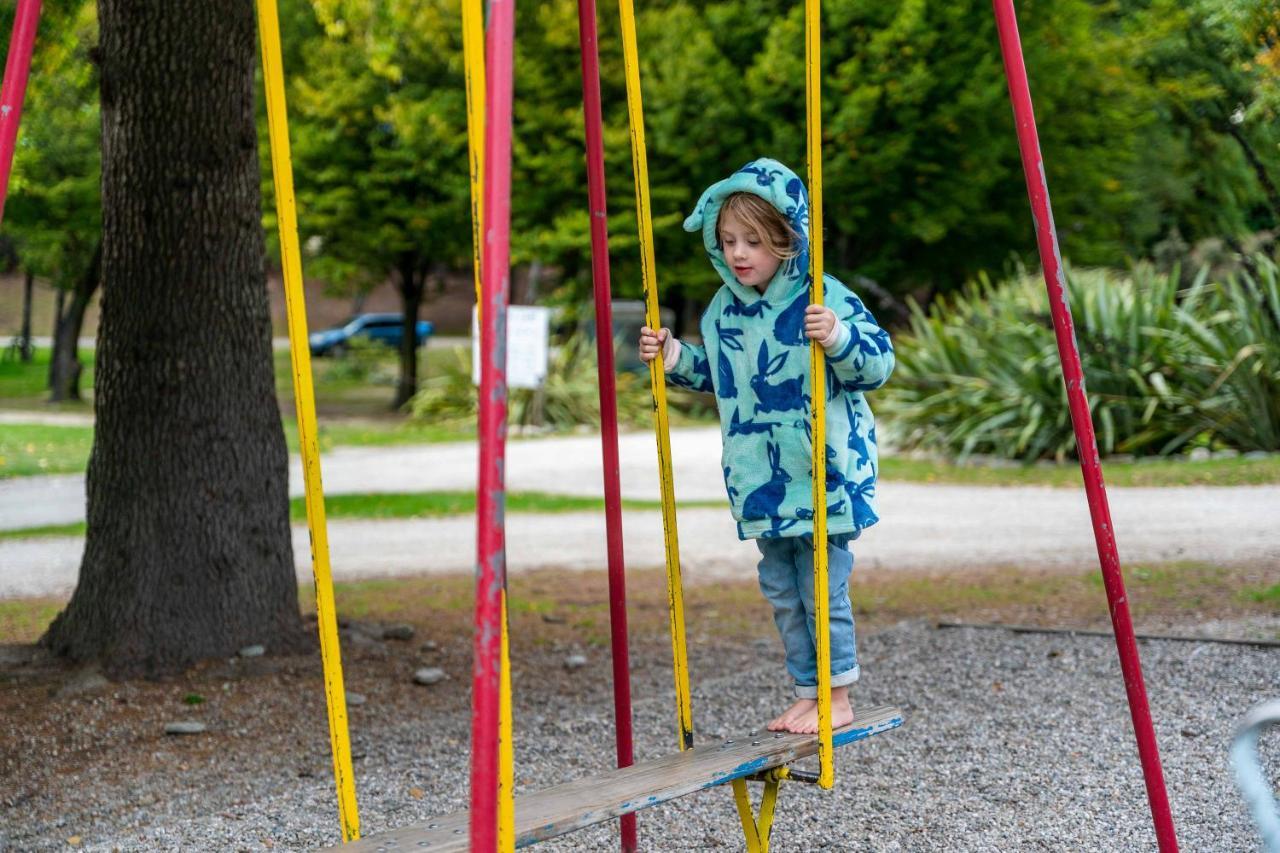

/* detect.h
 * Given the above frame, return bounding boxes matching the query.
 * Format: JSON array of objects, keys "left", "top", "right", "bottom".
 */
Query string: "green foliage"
[
  {"left": 266, "top": 0, "right": 473, "bottom": 295},
  {"left": 881, "top": 255, "right": 1280, "bottom": 459},
  {"left": 8, "top": 0, "right": 1279, "bottom": 320},
  {"left": 319, "top": 337, "right": 395, "bottom": 384},
  {"left": 1119, "top": 0, "right": 1280, "bottom": 238},
  {"left": 408, "top": 333, "right": 712, "bottom": 431},
  {"left": 3, "top": 2, "right": 101, "bottom": 290}
]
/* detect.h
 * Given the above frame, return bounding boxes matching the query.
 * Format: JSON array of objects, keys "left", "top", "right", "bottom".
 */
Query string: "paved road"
[{"left": 2, "top": 427, "right": 1277, "bottom": 599}]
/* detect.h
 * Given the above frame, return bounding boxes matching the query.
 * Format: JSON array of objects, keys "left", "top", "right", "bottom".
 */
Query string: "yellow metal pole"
[
  {"left": 805, "top": 0, "right": 834, "bottom": 790},
  {"left": 617, "top": 0, "right": 694, "bottom": 752},
  {"left": 255, "top": 0, "right": 360, "bottom": 839},
  {"left": 462, "top": 0, "right": 486, "bottom": 310},
  {"left": 757, "top": 778, "right": 780, "bottom": 853},
  {"left": 498, "top": 590, "right": 515, "bottom": 851},
  {"left": 731, "top": 780, "right": 765, "bottom": 853},
  {"left": 462, "top": 5, "right": 515, "bottom": 847}
]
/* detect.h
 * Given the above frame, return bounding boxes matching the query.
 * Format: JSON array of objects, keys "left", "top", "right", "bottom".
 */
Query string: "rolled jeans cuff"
[{"left": 793, "top": 664, "right": 860, "bottom": 699}]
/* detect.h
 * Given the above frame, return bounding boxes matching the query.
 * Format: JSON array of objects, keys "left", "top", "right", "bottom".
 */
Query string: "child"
[{"left": 638, "top": 158, "right": 894, "bottom": 735}]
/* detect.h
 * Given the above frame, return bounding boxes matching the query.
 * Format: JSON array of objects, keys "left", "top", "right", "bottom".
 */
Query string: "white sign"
[{"left": 472, "top": 305, "right": 551, "bottom": 390}]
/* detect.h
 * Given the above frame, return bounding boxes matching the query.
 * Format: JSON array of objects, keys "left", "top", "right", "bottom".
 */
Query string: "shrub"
[
  {"left": 408, "top": 332, "right": 714, "bottom": 431},
  {"left": 879, "top": 255, "right": 1280, "bottom": 460}
]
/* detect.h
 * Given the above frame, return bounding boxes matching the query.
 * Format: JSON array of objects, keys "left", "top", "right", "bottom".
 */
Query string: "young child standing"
[{"left": 638, "top": 158, "right": 894, "bottom": 735}]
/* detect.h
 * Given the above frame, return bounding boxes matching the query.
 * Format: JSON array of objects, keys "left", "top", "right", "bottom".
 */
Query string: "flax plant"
[{"left": 881, "top": 255, "right": 1280, "bottom": 460}]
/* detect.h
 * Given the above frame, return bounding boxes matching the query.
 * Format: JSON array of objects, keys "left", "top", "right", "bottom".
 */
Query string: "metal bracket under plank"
[{"left": 327, "top": 704, "right": 904, "bottom": 852}]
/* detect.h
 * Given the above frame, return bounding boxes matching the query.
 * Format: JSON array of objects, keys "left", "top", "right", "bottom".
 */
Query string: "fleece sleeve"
[
  {"left": 822, "top": 288, "right": 895, "bottom": 392},
  {"left": 665, "top": 339, "right": 715, "bottom": 394}
]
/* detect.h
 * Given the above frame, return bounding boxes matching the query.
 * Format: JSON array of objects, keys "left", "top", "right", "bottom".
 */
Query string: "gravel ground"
[{"left": 4, "top": 620, "right": 1277, "bottom": 852}]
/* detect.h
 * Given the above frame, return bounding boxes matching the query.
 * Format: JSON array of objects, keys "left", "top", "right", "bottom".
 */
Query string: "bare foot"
[
  {"left": 786, "top": 687, "right": 854, "bottom": 734},
  {"left": 767, "top": 698, "right": 815, "bottom": 732}
]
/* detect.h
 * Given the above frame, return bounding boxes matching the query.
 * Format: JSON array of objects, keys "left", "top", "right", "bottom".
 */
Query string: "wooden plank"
[{"left": 329, "top": 704, "right": 904, "bottom": 852}]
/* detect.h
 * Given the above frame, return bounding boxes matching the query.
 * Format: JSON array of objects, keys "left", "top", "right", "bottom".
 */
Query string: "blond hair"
[{"left": 716, "top": 192, "right": 800, "bottom": 261}]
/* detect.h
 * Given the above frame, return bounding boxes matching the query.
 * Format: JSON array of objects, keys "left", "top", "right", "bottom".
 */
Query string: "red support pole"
[
  {"left": 471, "top": 0, "right": 515, "bottom": 849},
  {"left": 990, "top": 3, "right": 1179, "bottom": 851},
  {"left": 575, "top": 2, "right": 637, "bottom": 851},
  {"left": 0, "top": 0, "right": 41, "bottom": 227}
]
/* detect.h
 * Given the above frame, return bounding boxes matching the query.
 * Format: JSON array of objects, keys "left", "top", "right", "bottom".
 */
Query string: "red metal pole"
[
  {"left": 990, "top": 3, "right": 1179, "bottom": 850},
  {"left": 471, "top": 1, "right": 515, "bottom": 849},
  {"left": 575, "top": 2, "right": 637, "bottom": 850},
  {"left": 0, "top": 0, "right": 41, "bottom": 227}
]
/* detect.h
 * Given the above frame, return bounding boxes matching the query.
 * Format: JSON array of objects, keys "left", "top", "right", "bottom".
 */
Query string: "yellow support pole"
[
  {"left": 255, "top": 0, "right": 360, "bottom": 839},
  {"left": 462, "top": 5, "right": 515, "bottom": 847},
  {"left": 617, "top": 0, "right": 694, "bottom": 752},
  {"left": 498, "top": 590, "right": 515, "bottom": 852},
  {"left": 731, "top": 777, "right": 781, "bottom": 853},
  {"left": 731, "top": 780, "right": 764, "bottom": 853},
  {"left": 805, "top": 0, "right": 834, "bottom": 790},
  {"left": 462, "top": 0, "right": 486, "bottom": 310}
]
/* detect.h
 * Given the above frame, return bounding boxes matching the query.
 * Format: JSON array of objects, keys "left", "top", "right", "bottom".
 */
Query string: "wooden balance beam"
[{"left": 328, "top": 703, "right": 904, "bottom": 851}]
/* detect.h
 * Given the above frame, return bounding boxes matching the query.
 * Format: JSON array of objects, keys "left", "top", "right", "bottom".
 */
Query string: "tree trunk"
[
  {"left": 393, "top": 258, "right": 423, "bottom": 410},
  {"left": 42, "top": 0, "right": 302, "bottom": 677},
  {"left": 47, "top": 244, "right": 102, "bottom": 402},
  {"left": 1227, "top": 124, "right": 1280, "bottom": 223},
  {"left": 50, "top": 287, "right": 65, "bottom": 371},
  {"left": 19, "top": 270, "right": 33, "bottom": 363}
]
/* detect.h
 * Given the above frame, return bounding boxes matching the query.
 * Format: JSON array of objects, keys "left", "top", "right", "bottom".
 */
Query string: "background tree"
[
  {"left": 1121, "top": 0, "right": 1280, "bottom": 244},
  {"left": 2, "top": 0, "right": 101, "bottom": 400},
  {"left": 274, "top": 0, "right": 474, "bottom": 408},
  {"left": 264, "top": 0, "right": 1279, "bottom": 329},
  {"left": 42, "top": 0, "right": 302, "bottom": 676}
]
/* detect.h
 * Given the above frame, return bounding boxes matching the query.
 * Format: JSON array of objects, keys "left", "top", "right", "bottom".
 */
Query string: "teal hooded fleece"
[{"left": 666, "top": 159, "right": 894, "bottom": 540}]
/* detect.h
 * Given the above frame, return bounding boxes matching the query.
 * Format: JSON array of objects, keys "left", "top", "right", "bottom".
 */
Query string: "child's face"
[{"left": 719, "top": 210, "right": 782, "bottom": 292}]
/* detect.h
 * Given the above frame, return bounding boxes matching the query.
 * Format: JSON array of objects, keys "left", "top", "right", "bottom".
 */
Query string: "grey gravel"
[
  {"left": 382, "top": 624, "right": 415, "bottom": 642},
  {"left": 237, "top": 644, "right": 265, "bottom": 658},
  {"left": 564, "top": 654, "right": 588, "bottom": 671},
  {"left": 162, "top": 721, "right": 207, "bottom": 736},
  {"left": 5, "top": 621, "right": 1278, "bottom": 851},
  {"left": 413, "top": 667, "right": 447, "bottom": 686},
  {"left": 345, "top": 692, "right": 366, "bottom": 707}
]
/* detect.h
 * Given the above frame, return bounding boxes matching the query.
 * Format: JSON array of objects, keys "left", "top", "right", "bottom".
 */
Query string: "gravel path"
[{"left": 4, "top": 621, "right": 1277, "bottom": 851}]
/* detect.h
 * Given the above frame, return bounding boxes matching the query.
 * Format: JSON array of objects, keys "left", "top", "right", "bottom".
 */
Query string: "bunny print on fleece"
[{"left": 665, "top": 158, "right": 894, "bottom": 540}]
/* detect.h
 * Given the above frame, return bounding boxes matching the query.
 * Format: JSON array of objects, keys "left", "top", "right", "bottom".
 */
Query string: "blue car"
[{"left": 308, "top": 313, "right": 434, "bottom": 357}]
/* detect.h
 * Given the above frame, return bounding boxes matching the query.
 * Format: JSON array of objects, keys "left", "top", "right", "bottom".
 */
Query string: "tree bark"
[
  {"left": 42, "top": 0, "right": 302, "bottom": 677},
  {"left": 393, "top": 256, "right": 423, "bottom": 410},
  {"left": 1226, "top": 124, "right": 1280, "bottom": 224},
  {"left": 47, "top": 244, "right": 102, "bottom": 402},
  {"left": 19, "top": 270, "right": 33, "bottom": 363}
]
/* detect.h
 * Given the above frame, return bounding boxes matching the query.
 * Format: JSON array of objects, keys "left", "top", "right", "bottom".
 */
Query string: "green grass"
[
  {"left": 280, "top": 416, "right": 473, "bottom": 452},
  {"left": 0, "top": 424, "right": 94, "bottom": 478},
  {"left": 3, "top": 341, "right": 1277, "bottom": 486},
  {"left": 2, "top": 416, "right": 1277, "bottom": 487},
  {"left": 0, "top": 598, "right": 63, "bottom": 642},
  {"left": 0, "top": 522, "right": 86, "bottom": 540},
  {"left": 0, "top": 490, "right": 726, "bottom": 540},
  {"left": 289, "top": 490, "right": 695, "bottom": 521},
  {"left": 880, "top": 453, "right": 1280, "bottom": 488},
  {"left": 1243, "top": 583, "right": 1280, "bottom": 606}
]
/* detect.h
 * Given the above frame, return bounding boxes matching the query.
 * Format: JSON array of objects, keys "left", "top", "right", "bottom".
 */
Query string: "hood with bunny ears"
[{"left": 683, "top": 158, "right": 811, "bottom": 304}]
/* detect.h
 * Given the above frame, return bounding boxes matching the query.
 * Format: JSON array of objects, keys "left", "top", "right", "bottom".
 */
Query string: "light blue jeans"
[{"left": 755, "top": 533, "right": 859, "bottom": 698}]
